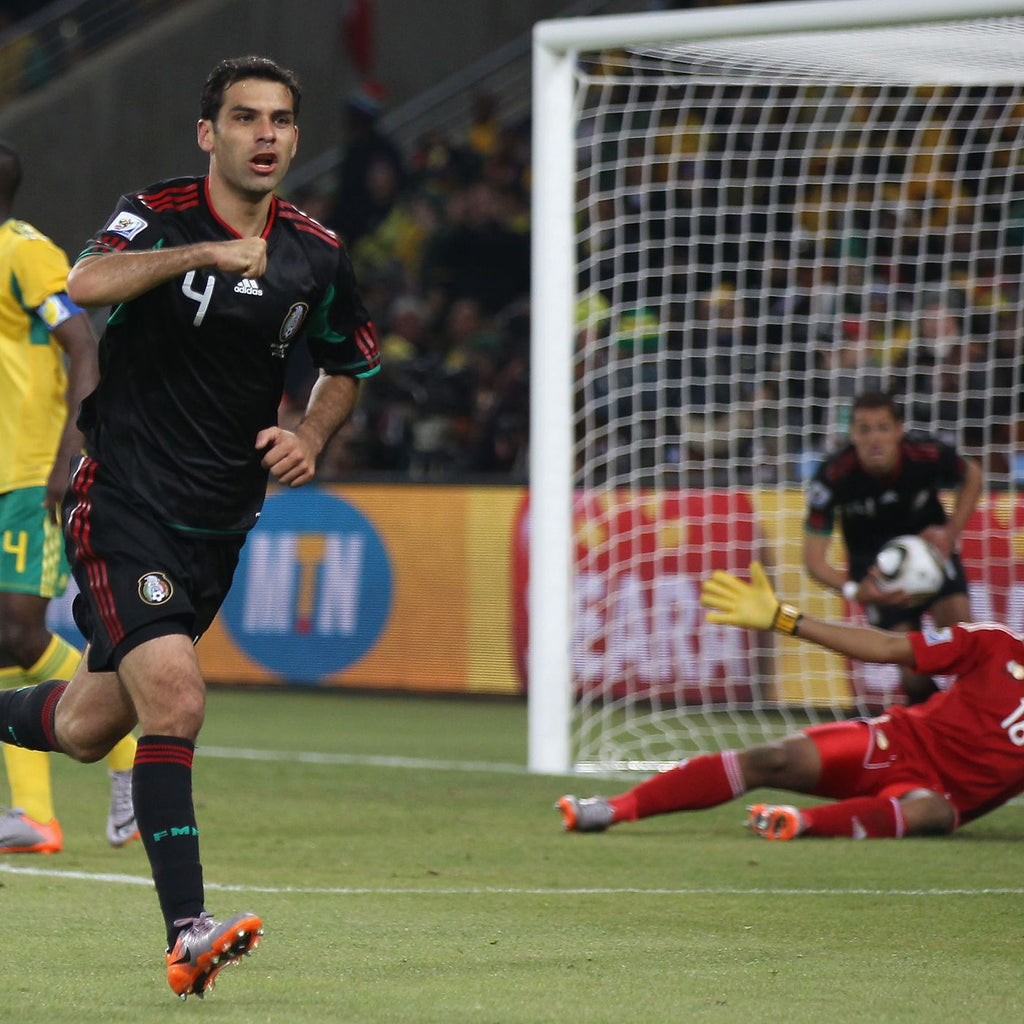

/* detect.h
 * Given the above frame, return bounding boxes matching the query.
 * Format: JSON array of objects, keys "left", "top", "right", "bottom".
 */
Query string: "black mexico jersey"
[
  {"left": 76, "top": 176, "right": 379, "bottom": 532},
  {"left": 804, "top": 432, "right": 968, "bottom": 578}
]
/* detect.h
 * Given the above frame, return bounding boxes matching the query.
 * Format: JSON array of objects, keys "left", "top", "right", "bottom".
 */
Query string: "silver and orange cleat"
[
  {"left": 556, "top": 794, "right": 615, "bottom": 832},
  {"left": 165, "top": 911, "right": 263, "bottom": 999}
]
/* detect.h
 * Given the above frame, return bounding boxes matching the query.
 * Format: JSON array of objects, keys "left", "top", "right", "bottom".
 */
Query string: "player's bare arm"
[
  {"left": 701, "top": 561, "right": 917, "bottom": 666},
  {"left": 45, "top": 311, "right": 99, "bottom": 513},
  {"left": 67, "top": 238, "right": 267, "bottom": 307},
  {"left": 802, "top": 531, "right": 847, "bottom": 594},
  {"left": 790, "top": 613, "right": 916, "bottom": 665},
  {"left": 922, "top": 456, "right": 983, "bottom": 559},
  {"left": 256, "top": 372, "right": 359, "bottom": 487}
]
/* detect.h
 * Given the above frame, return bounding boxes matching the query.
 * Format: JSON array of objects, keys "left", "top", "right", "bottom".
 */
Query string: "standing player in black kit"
[
  {"left": 804, "top": 391, "right": 982, "bottom": 704},
  {"left": 0, "top": 56, "right": 380, "bottom": 999}
]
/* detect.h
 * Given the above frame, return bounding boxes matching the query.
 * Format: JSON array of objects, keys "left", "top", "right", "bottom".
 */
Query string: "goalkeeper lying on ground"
[{"left": 557, "top": 562, "right": 1024, "bottom": 840}]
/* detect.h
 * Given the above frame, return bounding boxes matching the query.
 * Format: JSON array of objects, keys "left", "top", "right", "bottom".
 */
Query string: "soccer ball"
[{"left": 874, "top": 535, "right": 946, "bottom": 599}]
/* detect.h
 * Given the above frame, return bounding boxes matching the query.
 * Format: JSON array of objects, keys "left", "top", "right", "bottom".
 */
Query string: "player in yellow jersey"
[{"left": 0, "top": 141, "right": 139, "bottom": 852}]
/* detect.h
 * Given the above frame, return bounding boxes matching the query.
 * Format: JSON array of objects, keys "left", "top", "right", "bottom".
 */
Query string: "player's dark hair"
[
  {"left": 0, "top": 139, "right": 22, "bottom": 206},
  {"left": 851, "top": 390, "right": 902, "bottom": 421},
  {"left": 200, "top": 56, "right": 301, "bottom": 122}
]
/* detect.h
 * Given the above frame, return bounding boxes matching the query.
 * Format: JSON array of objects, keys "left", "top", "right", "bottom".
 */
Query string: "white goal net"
[{"left": 529, "top": 0, "right": 1024, "bottom": 774}]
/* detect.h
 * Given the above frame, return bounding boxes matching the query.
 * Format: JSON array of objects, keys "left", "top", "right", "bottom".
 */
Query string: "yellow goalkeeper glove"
[{"left": 699, "top": 561, "right": 802, "bottom": 635}]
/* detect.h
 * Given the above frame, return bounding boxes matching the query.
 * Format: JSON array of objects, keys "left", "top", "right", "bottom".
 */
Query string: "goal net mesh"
[{"left": 569, "top": 16, "right": 1024, "bottom": 771}]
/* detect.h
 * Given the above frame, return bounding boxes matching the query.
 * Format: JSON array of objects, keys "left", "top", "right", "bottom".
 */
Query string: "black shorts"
[
  {"left": 865, "top": 551, "right": 969, "bottom": 630},
  {"left": 63, "top": 455, "right": 244, "bottom": 673}
]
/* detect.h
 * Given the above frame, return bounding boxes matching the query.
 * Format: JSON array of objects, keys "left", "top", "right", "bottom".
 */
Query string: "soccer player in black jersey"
[
  {"left": 0, "top": 56, "right": 380, "bottom": 999},
  {"left": 804, "top": 391, "right": 982, "bottom": 705}
]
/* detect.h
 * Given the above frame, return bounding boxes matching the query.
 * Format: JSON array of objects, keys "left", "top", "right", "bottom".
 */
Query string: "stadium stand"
[{"left": 0, "top": 0, "right": 195, "bottom": 104}]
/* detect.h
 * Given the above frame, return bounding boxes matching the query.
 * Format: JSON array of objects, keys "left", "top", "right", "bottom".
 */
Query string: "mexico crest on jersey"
[
  {"left": 138, "top": 571, "right": 174, "bottom": 605},
  {"left": 273, "top": 302, "right": 309, "bottom": 357}
]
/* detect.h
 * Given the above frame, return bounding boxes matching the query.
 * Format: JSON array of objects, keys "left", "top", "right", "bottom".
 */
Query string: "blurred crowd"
[
  {"left": 4, "top": 0, "right": 1018, "bottom": 488},
  {"left": 290, "top": 37, "right": 1024, "bottom": 488},
  {"left": 0, "top": 1, "right": 186, "bottom": 104},
  {"left": 283, "top": 84, "right": 533, "bottom": 481},
  {"left": 280, "top": 0, "right": 805, "bottom": 484},
  {"left": 570, "top": 62, "right": 1024, "bottom": 490}
]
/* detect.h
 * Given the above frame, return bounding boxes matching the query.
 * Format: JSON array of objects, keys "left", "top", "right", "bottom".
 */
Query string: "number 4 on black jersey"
[{"left": 76, "top": 175, "right": 380, "bottom": 533}]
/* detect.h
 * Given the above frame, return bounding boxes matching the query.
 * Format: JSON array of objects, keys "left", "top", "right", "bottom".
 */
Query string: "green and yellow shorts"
[{"left": 0, "top": 486, "right": 70, "bottom": 598}]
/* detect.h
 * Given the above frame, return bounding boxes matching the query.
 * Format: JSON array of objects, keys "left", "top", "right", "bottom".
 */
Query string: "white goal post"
[{"left": 529, "top": 0, "right": 1024, "bottom": 774}]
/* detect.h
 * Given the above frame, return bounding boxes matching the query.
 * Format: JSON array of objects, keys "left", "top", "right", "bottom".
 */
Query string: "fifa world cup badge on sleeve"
[{"left": 105, "top": 212, "right": 149, "bottom": 240}]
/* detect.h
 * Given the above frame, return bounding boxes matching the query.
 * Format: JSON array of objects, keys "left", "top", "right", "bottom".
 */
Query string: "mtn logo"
[
  {"left": 234, "top": 278, "right": 264, "bottom": 296},
  {"left": 221, "top": 490, "right": 394, "bottom": 680}
]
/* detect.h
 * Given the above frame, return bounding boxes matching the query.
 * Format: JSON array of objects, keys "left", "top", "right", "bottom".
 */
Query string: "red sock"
[
  {"left": 609, "top": 751, "right": 745, "bottom": 822},
  {"left": 802, "top": 796, "right": 905, "bottom": 838}
]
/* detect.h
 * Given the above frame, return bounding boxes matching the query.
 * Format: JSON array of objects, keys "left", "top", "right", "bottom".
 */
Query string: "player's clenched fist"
[{"left": 210, "top": 237, "right": 267, "bottom": 278}]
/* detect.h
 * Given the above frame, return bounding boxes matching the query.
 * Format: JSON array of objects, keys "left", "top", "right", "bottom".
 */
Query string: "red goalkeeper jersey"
[{"left": 888, "top": 623, "right": 1024, "bottom": 822}]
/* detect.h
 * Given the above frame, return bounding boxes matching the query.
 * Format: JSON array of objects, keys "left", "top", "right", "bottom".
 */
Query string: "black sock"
[
  {"left": 0, "top": 680, "right": 67, "bottom": 750},
  {"left": 133, "top": 735, "right": 205, "bottom": 947}
]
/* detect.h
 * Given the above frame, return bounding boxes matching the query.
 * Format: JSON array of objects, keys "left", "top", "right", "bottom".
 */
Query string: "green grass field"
[{"left": 2, "top": 686, "right": 1022, "bottom": 1023}]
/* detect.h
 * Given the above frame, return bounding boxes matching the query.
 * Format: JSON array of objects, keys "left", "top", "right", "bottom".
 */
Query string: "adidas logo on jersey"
[{"left": 234, "top": 278, "right": 264, "bottom": 296}]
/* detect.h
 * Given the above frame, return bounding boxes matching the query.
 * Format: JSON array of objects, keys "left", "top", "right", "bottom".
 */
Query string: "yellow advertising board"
[{"left": 195, "top": 484, "right": 523, "bottom": 694}]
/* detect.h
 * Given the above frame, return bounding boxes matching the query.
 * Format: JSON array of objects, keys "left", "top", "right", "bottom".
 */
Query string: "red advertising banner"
[
  {"left": 513, "top": 490, "right": 764, "bottom": 700},
  {"left": 513, "top": 489, "right": 1024, "bottom": 706}
]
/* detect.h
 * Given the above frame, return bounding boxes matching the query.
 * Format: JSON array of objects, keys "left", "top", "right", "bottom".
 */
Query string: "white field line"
[
  {"left": 198, "top": 745, "right": 534, "bottom": 776},
  {"left": 195, "top": 745, "right": 1024, "bottom": 800},
  {"left": 196, "top": 746, "right": 670, "bottom": 783},
  {"left": 0, "top": 863, "right": 1021, "bottom": 897}
]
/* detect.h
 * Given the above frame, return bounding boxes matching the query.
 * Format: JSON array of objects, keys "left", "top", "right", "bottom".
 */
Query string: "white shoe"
[
  {"left": 107, "top": 769, "right": 140, "bottom": 847},
  {"left": 556, "top": 795, "right": 615, "bottom": 832}
]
